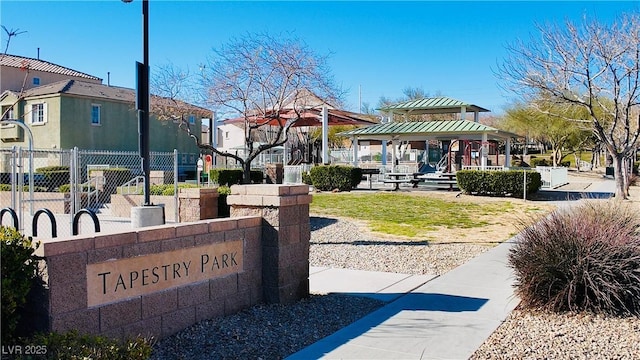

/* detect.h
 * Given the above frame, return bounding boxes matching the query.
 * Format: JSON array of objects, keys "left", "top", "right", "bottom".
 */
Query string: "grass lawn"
[{"left": 310, "top": 192, "right": 549, "bottom": 239}]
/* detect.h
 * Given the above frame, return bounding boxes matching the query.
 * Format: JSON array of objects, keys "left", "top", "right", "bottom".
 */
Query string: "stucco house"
[
  {"left": 0, "top": 54, "right": 210, "bottom": 175},
  {"left": 0, "top": 53, "right": 102, "bottom": 94}
]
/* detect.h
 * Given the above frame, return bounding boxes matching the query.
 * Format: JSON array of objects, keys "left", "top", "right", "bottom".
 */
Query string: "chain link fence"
[{"left": 0, "top": 147, "right": 181, "bottom": 238}]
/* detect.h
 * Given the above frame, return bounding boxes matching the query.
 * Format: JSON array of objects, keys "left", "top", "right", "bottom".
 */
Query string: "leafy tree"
[
  {"left": 501, "top": 99, "right": 592, "bottom": 167},
  {"left": 500, "top": 13, "right": 640, "bottom": 199}
]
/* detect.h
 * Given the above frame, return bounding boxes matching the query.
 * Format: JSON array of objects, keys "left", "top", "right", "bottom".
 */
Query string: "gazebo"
[{"left": 340, "top": 97, "right": 520, "bottom": 172}]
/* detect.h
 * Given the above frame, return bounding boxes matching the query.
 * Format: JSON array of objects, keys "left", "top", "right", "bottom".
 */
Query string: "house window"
[
  {"left": 225, "top": 131, "right": 229, "bottom": 139},
  {"left": 1, "top": 105, "right": 14, "bottom": 120},
  {"left": 30, "top": 103, "right": 47, "bottom": 125},
  {"left": 91, "top": 104, "right": 101, "bottom": 125},
  {"left": 32, "top": 77, "right": 40, "bottom": 86},
  {"left": 189, "top": 115, "right": 196, "bottom": 125}
]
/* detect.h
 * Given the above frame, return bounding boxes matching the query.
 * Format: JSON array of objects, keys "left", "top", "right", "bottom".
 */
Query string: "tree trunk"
[
  {"left": 242, "top": 162, "right": 252, "bottom": 184},
  {"left": 611, "top": 154, "right": 627, "bottom": 200}
]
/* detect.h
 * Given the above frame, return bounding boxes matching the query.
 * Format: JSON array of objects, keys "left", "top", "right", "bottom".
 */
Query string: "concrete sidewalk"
[
  {"left": 289, "top": 239, "right": 520, "bottom": 360},
  {"left": 287, "top": 177, "right": 617, "bottom": 360}
]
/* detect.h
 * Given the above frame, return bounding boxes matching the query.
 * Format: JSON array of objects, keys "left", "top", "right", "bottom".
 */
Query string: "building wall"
[
  {"left": 22, "top": 95, "right": 62, "bottom": 149},
  {"left": 1, "top": 93, "right": 202, "bottom": 156}
]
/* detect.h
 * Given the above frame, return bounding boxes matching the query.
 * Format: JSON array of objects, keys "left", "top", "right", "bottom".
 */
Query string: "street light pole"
[
  {"left": 124, "top": 0, "right": 151, "bottom": 205},
  {"left": 141, "top": 0, "right": 150, "bottom": 206}
]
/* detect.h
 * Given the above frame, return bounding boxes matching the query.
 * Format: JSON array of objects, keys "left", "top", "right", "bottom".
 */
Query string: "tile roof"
[
  {"left": 0, "top": 54, "right": 102, "bottom": 81},
  {"left": 22, "top": 79, "right": 211, "bottom": 115},
  {"left": 24, "top": 79, "right": 134, "bottom": 101}
]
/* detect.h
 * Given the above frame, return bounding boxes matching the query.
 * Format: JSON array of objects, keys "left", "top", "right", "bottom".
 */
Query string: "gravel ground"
[
  {"left": 151, "top": 216, "right": 490, "bottom": 359},
  {"left": 152, "top": 211, "right": 640, "bottom": 359},
  {"left": 471, "top": 309, "right": 640, "bottom": 359}
]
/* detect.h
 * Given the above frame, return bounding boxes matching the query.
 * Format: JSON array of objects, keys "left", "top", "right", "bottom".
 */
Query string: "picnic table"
[
  {"left": 360, "top": 168, "right": 380, "bottom": 189},
  {"left": 383, "top": 172, "right": 413, "bottom": 191},
  {"left": 411, "top": 172, "right": 458, "bottom": 191}
]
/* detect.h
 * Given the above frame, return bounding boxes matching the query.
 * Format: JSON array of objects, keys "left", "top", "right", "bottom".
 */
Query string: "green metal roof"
[
  {"left": 339, "top": 120, "right": 518, "bottom": 139},
  {"left": 378, "top": 97, "right": 490, "bottom": 114}
]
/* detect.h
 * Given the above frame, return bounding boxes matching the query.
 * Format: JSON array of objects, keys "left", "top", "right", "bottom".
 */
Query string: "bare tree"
[
  {"left": 184, "top": 32, "right": 343, "bottom": 183},
  {"left": 499, "top": 13, "right": 640, "bottom": 199}
]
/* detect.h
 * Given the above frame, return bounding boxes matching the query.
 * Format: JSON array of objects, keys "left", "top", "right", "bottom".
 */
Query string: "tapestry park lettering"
[{"left": 86, "top": 240, "right": 243, "bottom": 307}]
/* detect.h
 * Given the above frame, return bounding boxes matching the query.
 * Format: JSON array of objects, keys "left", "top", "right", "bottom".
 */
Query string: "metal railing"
[
  {"left": 120, "top": 176, "right": 145, "bottom": 195},
  {"left": 461, "top": 165, "right": 505, "bottom": 171},
  {"left": 535, "top": 166, "right": 568, "bottom": 188}
]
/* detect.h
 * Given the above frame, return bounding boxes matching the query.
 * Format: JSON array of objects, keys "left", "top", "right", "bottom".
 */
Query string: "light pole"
[{"left": 123, "top": 0, "right": 151, "bottom": 206}]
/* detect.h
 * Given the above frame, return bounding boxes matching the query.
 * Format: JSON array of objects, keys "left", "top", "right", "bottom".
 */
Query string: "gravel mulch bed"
[
  {"left": 151, "top": 210, "right": 640, "bottom": 359},
  {"left": 150, "top": 294, "right": 383, "bottom": 360},
  {"left": 471, "top": 309, "right": 640, "bottom": 359},
  {"left": 151, "top": 216, "right": 488, "bottom": 359}
]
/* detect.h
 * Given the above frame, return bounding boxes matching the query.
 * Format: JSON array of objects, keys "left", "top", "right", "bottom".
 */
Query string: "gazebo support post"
[
  {"left": 322, "top": 106, "right": 329, "bottom": 164},
  {"left": 505, "top": 138, "right": 511, "bottom": 168},
  {"left": 352, "top": 137, "right": 359, "bottom": 166},
  {"left": 481, "top": 133, "right": 488, "bottom": 170}
]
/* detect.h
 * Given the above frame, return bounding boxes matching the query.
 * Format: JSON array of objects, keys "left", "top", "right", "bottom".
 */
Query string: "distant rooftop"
[{"left": 0, "top": 54, "right": 102, "bottom": 82}]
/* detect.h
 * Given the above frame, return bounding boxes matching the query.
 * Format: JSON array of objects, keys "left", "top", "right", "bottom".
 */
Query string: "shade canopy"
[
  {"left": 378, "top": 97, "right": 490, "bottom": 115},
  {"left": 224, "top": 107, "right": 377, "bottom": 127},
  {"left": 339, "top": 120, "right": 520, "bottom": 142}
]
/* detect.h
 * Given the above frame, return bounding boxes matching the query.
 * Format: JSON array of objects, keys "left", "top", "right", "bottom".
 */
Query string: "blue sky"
[{"left": 2, "top": 1, "right": 639, "bottom": 115}]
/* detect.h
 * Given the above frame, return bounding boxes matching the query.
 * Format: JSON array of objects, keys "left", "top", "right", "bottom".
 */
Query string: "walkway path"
[{"left": 288, "top": 177, "right": 617, "bottom": 360}]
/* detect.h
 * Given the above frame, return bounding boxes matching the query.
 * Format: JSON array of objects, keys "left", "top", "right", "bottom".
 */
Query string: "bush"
[
  {"left": 509, "top": 201, "right": 640, "bottom": 315},
  {"left": 309, "top": 165, "right": 360, "bottom": 191},
  {"left": 1, "top": 227, "right": 42, "bottom": 344},
  {"left": 24, "top": 330, "right": 153, "bottom": 360},
  {"left": 209, "top": 169, "right": 263, "bottom": 186},
  {"left": 530, "top": 158, "right": 570, "bottom": 167},
  {"left": 456, "top": 170, "right": 541, "bottom": 198},
  {"left": 0, "top": 184, "right": 47, "bottom": 192},
  {"left": 217, "top": 185, "right": 231, "bottom": 218},
  {"left": 58, "top": 184, "right": 96, "bottom": 193},
  {"left": 36, "top": 166, "right": 70, "bottom": 190},
  {"left": 302, "top": 171, "right": 312, "bottom": 185},
  {"left": 530, "top": 157, "right": 551, "bottom": 167}
]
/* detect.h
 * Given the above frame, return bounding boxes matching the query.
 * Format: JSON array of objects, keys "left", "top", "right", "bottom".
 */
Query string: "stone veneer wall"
[
  {"left": 178, "top": 188, "right": 218, "bottom": 222},
  {"left": 39, "top": 184, "right": 309, "bottom": 341},
  {"left": 227, "top": 184, "right": 311, "bottom": 304}
]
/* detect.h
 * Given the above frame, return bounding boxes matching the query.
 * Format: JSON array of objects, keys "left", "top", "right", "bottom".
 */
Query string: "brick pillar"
[
  {"left": 178, "top": 188, "right": 219, "bottom": 222},
  {"left": 226, "top": 184, "right": 311, "bottom": 304}
]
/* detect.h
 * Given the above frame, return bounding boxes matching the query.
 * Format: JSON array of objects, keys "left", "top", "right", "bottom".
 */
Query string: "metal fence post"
[
  {"left": 174, "top": 149, "right": 178, "bottom": 223},
  {"left": 10, "top": 146, "right": 17, "bottom": 216}
]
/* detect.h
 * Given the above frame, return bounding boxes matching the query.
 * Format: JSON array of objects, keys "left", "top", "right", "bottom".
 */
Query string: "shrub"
[
  {"left": 349, "top": 167, "right": 363, "bottom": 189},
  {"left": 217, "top": 185, "right": 231, "bottom": 218},
  {"left": 1, "top": 227, "right": 42, "bottom": 344},
  {"left": 302, "top": 171, "right": 312, "bottom": 185},
  {"left": 0, "top": 184, "right": 47, "bottom": 192},
  {"left": 509, "top": 201, "right": 640, "bottom": 315},
  {"left": 530, "top": 157, "right": 551, "bottom": 167},
  {"left": 530, "top": 158, "right": 570, "bottom": 167},
  {"left": 24, "top": 330, "right": 153, "bottom": 360},
  {"left": 309, "top": 165, "right": 359, "bottom": 191},
  {"left": 58, "top": 184, "right": 96, "bottom": 193},
  {"left": 36, "top": 166, "right": 70, "bottom": 190},
  {"left": 456, "top": 170, "right": 541, "bottom": 198},
  {"left": 209, "top": 169, "right": 263, "bottom": 185}
]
